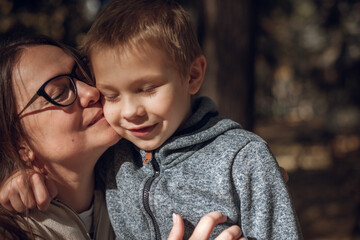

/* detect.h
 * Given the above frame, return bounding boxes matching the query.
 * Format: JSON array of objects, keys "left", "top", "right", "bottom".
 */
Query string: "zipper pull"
[{"left": 144, "top": 151, "right": 152, "bottom": 164}]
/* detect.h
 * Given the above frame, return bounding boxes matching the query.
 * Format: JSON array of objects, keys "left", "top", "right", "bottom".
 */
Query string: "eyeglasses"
[{"left": 18, "top": 64, "right": 87, "bottom": 117}]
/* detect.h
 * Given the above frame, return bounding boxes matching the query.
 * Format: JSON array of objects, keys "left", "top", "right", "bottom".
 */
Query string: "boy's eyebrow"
[
  {"left": 131, "top": 76, "right": 165, "bottom": 85},
  {"left": 96, "top": 82, "right": 117, "bottom": 90},
  {"left": 96, "top": 84, "right": 115, "bottom": 91},
  {"left": 97, "top": 75, "right": 166, "bottom": 89}
]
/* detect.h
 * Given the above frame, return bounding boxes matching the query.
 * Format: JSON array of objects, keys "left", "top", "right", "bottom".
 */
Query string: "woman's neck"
[{"left": 43, "top": 163, "right": 95, "bottom": 213}]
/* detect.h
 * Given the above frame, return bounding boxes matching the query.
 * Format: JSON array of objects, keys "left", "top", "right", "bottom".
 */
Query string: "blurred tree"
[
  {"left": 204, "top": 0, "right": 256, "bottom": 131},
  {"left": 0, "top": 0, "right": 94, "bottom": 47},
  {"left": 180, "top": 0, "right": 256, "bottom": 130},
  {"left": 255, "top": 0, "right": 360, "bottom": 133}
]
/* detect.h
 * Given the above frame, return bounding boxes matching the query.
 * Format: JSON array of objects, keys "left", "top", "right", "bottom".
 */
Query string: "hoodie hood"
[{"left": 139, "top": 96, "right": 241, "bottom": 167}]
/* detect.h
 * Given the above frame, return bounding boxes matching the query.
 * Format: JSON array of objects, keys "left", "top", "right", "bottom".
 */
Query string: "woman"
[
  {"left": 0, "top": 35, "right": 243, "bottom": 239},
  {"left": 0, "top": 35, "right": 120, "bottom": 239}
]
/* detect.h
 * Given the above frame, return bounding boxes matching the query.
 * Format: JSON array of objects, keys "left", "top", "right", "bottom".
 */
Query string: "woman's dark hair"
[
  {"left": 0, "top": 207, "right": 35, "bottom": 239},
  {"left": 0, "top": 34, "right": 92, "bottom": 239}
]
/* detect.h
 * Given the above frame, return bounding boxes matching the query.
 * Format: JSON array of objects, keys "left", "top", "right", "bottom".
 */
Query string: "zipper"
[{"left": 142, "top": 152, "right": 162, "bottom": 240}]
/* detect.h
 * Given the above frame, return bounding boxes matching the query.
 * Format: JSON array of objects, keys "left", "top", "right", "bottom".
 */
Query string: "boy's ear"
[
  {"left": 187, "top": 55, "right": 207, "bottom": 95},
  {"left": 18, "top": 140, "right": 35, "bottom": 164}
]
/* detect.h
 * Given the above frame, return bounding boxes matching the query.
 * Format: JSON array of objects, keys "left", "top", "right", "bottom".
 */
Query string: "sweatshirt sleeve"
[{"left": 232, "top": 140, "right": 302, "bottom": 240}]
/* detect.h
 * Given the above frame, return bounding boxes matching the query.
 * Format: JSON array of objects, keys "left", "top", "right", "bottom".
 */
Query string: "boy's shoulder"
[
  {"left": 201, "top": 117, "right": 274, "bottom": 165},
  {"left": 209, "top": 120, "right": 277, "bottom": 170},
  {"left": 212, "top": 116, "right": 267, "bottom": 147},
  {"left": 190, "top": 97, "right": 266, "bottom": 147},
  {"left": 225, "top": 122, "right": 265, "bottom": 142}
]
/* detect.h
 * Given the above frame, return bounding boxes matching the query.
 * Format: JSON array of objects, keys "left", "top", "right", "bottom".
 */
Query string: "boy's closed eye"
[
  {"left": 97, "top": 86, "right": 120, "bottom": 102},
  {"left": 100, "top": 92, "right": 120, "bottom": 102},
  {"left": 138, "top": 85, "right": 157, "bottom": 96},
  {"left": 101, "top": 87, "right": 157, "bottom": 101}
]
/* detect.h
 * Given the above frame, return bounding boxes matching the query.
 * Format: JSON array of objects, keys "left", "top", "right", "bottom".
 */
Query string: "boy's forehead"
[
  {"left": 92, "top": 42, "right": 166, "bottom": 59},
  {"left": 90, "top": 42, "right": 180, "bottom": 72}
]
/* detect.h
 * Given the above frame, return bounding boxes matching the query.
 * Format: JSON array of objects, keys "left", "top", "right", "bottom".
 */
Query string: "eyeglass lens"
[{"left": 44, "top": 76, "right": 76, "bottom": 106}]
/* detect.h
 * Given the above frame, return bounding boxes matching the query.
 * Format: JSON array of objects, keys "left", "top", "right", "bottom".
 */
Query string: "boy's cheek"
[
  {"left": 102, "top": 103, "right": 119, "bottom": 128},
  {"left": 102, "top": 105, "right": 126, "bottom": 137}
]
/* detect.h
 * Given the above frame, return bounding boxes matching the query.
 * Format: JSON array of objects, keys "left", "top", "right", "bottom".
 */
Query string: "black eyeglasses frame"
[{"left": 17, "top": 65, "right": 79, "bottom": 116}]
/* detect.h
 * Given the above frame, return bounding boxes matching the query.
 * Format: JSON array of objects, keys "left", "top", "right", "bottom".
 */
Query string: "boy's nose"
[
  {"left": 122, "top": 97, "right": 146, "bottom": 121},
  {"left": 76, "top": 81, "right": 100, "bottom": 107}
]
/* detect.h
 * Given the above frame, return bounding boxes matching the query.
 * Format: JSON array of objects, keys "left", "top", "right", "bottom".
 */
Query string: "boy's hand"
[
  {"left": 0, "top": 170, "right": 57, "bottom": 212},
  {"left": 168, "top": 211, "right": 246, "bottom": 240}
]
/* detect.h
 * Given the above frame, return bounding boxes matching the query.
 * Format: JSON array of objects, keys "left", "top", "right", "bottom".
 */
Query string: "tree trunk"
[{"left": 199, "top": 0, "right": 255, "bottom": 130}]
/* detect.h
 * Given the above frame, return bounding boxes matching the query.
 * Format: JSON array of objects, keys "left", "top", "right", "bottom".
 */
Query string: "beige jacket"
[{"left": 24, "top": 190, "right": 115, "bottom": 240}]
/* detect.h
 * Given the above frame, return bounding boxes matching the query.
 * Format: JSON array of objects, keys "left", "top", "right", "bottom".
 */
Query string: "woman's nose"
[{"left": 76, "top": 81, "right": 100, "bottom": 107}]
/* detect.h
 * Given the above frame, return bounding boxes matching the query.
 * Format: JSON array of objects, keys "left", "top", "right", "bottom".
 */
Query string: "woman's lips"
[
  {"left": 128, "top": 124, "right": 157, "bottom": 137},
  {"left": 88, "top": 113, "right": 105, "bottom": 126}
]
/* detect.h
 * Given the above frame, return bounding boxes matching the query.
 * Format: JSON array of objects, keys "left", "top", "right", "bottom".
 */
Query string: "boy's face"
[{"left": 91, "top": 44, "right": 194, "bottom": 151}]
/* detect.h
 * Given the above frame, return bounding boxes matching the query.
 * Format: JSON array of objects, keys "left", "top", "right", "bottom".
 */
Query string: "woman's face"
[{"left": 13, "top": 45, "right": 120, "bottom": 169}]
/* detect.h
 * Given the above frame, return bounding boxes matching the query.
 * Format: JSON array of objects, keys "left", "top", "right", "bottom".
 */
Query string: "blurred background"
[{"left": 1, "top": 0, "right": 359, "bottom": 239}]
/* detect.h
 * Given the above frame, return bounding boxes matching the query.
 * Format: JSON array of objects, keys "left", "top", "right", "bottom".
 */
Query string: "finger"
[
  {"left": 29, "top": 173, "right": 51, "bottom": 211},
  {"left": 0, "top": 199, "right": 15, "bottom": 212},
  {"left": 189, "top": 212, "right": 227, "bottom": 240},
  {"left": 280, "top": 167, "right": 289, "bottom": 183},
  {"left": 0, "top": 183, "right": 15, "bottom": 212},
  {"left": 214, "top": 225, "right": 242, "bottom": 240},
  {"left": 0, "top": 172, "right": 29, "bottom": 212},
  {"left": 16, "top": 174, "right": 36, "bottom": 209},
  {"left": 19, "top": 189, "right": 36, "bottom": 209},
  {"left": 167, "top": 213, "right": 184, "bottom": 240},
  {"left": 9, "top": 193, "right": 26, "bottom": 213}
]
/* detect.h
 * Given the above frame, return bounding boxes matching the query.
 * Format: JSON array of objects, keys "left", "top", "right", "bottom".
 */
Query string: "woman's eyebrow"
[{"left": 46, "top": 62, "right": 76, "bottom": 80}]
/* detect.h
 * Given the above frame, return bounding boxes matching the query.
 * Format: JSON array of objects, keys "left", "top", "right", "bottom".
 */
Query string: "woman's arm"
[
  {"left": 1, "top": 175, "right": 245, "bottom": 239},
  {"left": 1, "top": 172, "right": 246, "bottom": 239},
  {"left": 0, "top": 169, "right": 57, "bottom": 212},
  {"left": 0, "top": 166, "right": 288, "bottom": 213}
]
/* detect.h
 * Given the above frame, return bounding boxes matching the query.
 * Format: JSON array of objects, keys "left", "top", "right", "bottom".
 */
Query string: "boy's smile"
[
  {"left": 127, "top": 124, "right": 159, "bottom": 137},
  {"left": 91, "top": 43, "right": 197, "bottom": 151}
]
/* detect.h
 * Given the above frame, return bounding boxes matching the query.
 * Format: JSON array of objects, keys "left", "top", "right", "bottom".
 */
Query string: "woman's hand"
[
  {"left": 0, "top": 170, "right": 57, "bottom": 212},
  {"left": 280, "top": 167, "right": 289, "bottom": 183},
  {"left": 168, "top": 211, "right": 246, "bottom": 240}
]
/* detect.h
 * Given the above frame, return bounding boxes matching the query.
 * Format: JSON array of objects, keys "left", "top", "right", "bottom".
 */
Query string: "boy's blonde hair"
[{"left": 82, "top": 0, "right": 202, "bottom": 77}]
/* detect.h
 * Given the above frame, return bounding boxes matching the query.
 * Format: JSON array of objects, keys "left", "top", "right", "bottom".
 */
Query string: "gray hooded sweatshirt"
[{"left": 98, "top": 97, "right": 302, "bottom": 240}]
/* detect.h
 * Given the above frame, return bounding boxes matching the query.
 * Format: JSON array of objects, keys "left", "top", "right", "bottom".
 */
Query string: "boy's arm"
[
  {"left": 232, "top": 140, "right": 302, "bottom": 239},
  {"left": 0, "top": 170, "right": 57, "bottom": 212}
]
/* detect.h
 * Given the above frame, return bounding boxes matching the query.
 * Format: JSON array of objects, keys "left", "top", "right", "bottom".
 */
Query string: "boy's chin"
[
  {"left": 136, "top": 144, "right": 157, "bottom": 152},
  {"left": 133, "top": 140, "right": 162, "bottom": 152}
]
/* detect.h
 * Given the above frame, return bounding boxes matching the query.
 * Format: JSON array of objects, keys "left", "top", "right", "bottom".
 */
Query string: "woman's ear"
[
  {"left": 187, "top": 55, "right": 207, "bottom": 95},
  {"left": 18, "top": 140, "right": 35, "bottom": 165}
]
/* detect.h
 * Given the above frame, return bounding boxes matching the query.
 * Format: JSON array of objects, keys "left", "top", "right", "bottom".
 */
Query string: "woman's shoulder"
[
  {"left": 0, "top": 207, "right": 33, "bottom": 240},
  {"left": 24, "top": 201, "right": 90, "bottom": 240}
]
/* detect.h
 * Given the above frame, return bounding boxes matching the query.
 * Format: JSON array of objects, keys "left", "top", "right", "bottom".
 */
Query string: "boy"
[{"left": 83, "top": 0, "right": 302, "bottom": 239}]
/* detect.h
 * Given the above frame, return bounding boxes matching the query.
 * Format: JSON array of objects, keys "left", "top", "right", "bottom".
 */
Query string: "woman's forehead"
[
  {"left": 17, "top": 46, "right": 73, "bottom": 83},
  {"left": 20, "top": 45, "right": 73, "bottom": 77},
  {"left": 13, "top": 45, "right": 74, "bottom": 102}
]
